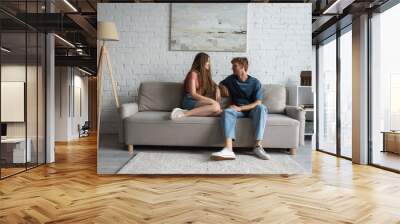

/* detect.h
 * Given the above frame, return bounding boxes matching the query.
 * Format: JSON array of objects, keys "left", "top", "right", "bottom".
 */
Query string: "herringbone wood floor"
[{"left": 1, "top": 134, "right": 400, "bottom": 224}]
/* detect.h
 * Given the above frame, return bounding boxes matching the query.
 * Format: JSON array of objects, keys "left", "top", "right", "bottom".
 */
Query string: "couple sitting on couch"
[{"left": 170, "top": 52, "right": 270, "bottom": 161}]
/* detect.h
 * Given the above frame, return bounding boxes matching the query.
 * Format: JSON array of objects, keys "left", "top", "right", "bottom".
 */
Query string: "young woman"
[{"left": 170, "top": 52, "right": 222, "bottom": 120}]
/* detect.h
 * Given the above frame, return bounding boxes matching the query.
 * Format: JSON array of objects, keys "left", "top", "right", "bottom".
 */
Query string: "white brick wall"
[{"left": 98, "top": 3, "right": 312, "bottom": 134}]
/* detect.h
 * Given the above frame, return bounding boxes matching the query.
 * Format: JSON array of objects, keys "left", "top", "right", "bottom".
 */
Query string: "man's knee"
[
  {"left": 222, "top": 108, "right": 236, "bottom": 118},
  {"left": 255, "top": 104, "right": 267, "bottom": 114}
]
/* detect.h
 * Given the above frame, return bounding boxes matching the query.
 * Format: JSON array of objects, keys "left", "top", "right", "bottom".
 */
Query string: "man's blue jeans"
[{"left": 221, "top": 104, "right": 268, "bottom": 141}]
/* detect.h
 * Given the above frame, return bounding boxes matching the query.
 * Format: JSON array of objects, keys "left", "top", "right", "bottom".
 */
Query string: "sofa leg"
[
  {"left": 128, "top": 144, "right": 134, "bottom": 153},
  {"left": 289, "top": 148, "right": 297, "bottom": 155}
]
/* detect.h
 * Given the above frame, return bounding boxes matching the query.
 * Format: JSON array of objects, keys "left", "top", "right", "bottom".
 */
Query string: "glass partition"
[
  {"left": 27, "top": 31, "right": 38, "bottom": 169},
  {"left": 0, "top": 1, "right": 46, "bottom": 179},
  {"left": 317, "top": 36, "right": 337, "bottom": 155},
  {"left": 1, "top": 30, "right": 28, "bottom": 177},
  {"left": 370, "top": 3, "right": 400, "bottom": 171},
  {"left": 339, "top": 28, "right": 352, "bottom": 158},
  {"left": 317, "top": 26, "right": 353, "bottom": 160}
]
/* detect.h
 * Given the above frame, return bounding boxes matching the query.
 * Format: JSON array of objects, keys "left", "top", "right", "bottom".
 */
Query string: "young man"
[{"left": 211, "top": 57, "right": 270, "bottom": 160}]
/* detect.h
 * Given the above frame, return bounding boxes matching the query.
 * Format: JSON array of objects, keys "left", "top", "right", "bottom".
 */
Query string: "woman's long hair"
[{"left": 184, "top": 52, "right": 217, "bottom": 96}]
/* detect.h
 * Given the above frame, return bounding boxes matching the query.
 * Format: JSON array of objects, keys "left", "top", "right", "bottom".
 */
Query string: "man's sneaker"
[
  {"left": 170, "top": 108, "right": 187, "bottom": 120},
  {"left": 211, "top": 147, "right": 236, "bottom": 160},
  {"left": 253, "top": 145, "right": 271, "bottom": 160}
]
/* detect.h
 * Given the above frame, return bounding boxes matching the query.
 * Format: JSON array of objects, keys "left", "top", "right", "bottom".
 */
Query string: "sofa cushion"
[
  {"left": 262, "top": 84, "right": 286, "bottom": 114},
  {"left": 267, "top": 114, "right": 299, "bottom": 126},
  {"left": 124, "top": 112, "right": 299, "bottom": 148},
  {"left": 126, "top": 111, "right": 298, "bottom": 127},
  {"left": 138, "top": 82, "right": 183, "bottom": 111},
  {"left": 127, "top": 111, "right": 216, "bottom": 124}
]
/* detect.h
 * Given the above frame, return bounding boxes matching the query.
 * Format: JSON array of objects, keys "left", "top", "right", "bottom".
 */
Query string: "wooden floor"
[
  {"left": 1, "top": 135, "right": 400, "bottom": 224},
  {"left": 1, "top": 167, "right": 26, "bottom": 178}
]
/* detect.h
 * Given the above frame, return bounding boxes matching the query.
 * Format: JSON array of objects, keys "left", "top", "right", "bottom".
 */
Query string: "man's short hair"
[{"left": 231, "top": 57, "right": 249, "bottom": 71}]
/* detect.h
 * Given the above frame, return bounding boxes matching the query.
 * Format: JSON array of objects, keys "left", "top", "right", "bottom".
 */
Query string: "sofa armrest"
[
  {"left": 285, "top": 106, "right": 306, "bottom": 146},
  {"left": 120, "top": 103, "right": 139, "bottom": 119},
  {"left": 119, "top": 103, "right": 139, "bottom": 143}
]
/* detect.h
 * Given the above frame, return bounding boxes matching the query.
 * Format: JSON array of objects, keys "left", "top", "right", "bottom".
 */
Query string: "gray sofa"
[{"left": 120, "top": 82, "right": 305, "bottom": 154}]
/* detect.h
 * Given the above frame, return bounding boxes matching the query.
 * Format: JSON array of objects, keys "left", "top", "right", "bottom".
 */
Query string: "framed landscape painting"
[{"left": 170, "top": 3, "right": 248, "bottom": 52}]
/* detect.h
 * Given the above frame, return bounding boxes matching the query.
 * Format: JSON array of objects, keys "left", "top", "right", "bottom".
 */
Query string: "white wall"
[
  {"left": 75, "top": 74, "right": 89, "bottom": 124},
  {"left": 71, "top": 74, "right": 89, "bottom": 138},
  {"left": 1, "top": 65, "right": 44, "bottom": 137},
  {"left": 55, "top": 67, "right": 89, "bottom": 141},
  {"left": 55, "top": 67, "right": 69, "bottom": 141},
  {"left": 98, "top": 3, "right": 312, "bottom": 134}
]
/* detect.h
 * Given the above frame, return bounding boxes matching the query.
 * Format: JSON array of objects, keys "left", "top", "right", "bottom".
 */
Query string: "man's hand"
[
  {"left": 239, "top": 100, "right": 262, "bottom": 112},
  {"left": 230, "top": 105, "right": 242, "bottom": 112}
]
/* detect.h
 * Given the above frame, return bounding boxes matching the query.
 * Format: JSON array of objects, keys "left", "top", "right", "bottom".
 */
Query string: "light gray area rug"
[{"left": 117, "top": 150, "right": 305, "bottom": 175}]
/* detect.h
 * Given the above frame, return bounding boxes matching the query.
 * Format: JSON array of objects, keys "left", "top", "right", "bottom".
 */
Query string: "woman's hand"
[{"left": 206, "top": 97, "right": 217, "bottom": 104}]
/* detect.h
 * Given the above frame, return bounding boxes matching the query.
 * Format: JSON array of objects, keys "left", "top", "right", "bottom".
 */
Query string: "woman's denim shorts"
[{"left": 182, "top": 94, "right": 197, "bottom": 110}]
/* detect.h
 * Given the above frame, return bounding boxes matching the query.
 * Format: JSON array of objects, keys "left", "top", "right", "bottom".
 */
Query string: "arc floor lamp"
[{"left": 97, "top": 21, "right": 121, "bottom": 152}]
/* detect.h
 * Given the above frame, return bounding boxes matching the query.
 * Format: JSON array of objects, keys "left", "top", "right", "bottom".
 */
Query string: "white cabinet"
[
  {"left": 1, "top": 138, "right": 32, "bottom": 163},
  {"left": 288, "top": 86, "right": 315, "bottom": 137}
]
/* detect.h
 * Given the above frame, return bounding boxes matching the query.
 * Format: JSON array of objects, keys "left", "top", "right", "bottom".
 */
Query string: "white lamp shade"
[{"left": 97, "top": 21, "right": 119, "bottom": 41}]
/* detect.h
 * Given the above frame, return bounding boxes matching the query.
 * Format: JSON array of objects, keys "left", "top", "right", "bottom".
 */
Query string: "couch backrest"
[
  {"left": 262, "top": 84, "right": 286, "bottom": 114},
  {"left": 138, "top": 82, "right": 183, "bottom": 111},
  {"left": 138, "top": 82, "right": 287, "bottom": 113}
]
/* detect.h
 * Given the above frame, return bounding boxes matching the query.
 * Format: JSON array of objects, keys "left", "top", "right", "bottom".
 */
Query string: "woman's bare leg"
[
  {"left": 211, "top": 110, "right": 223, "bottom": 116},
  {"left": 224, "top": 138, "right": 233, "bottom": 149},
  {"left": 184, "top": 100, "right": 221, "bottom": 117}
]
